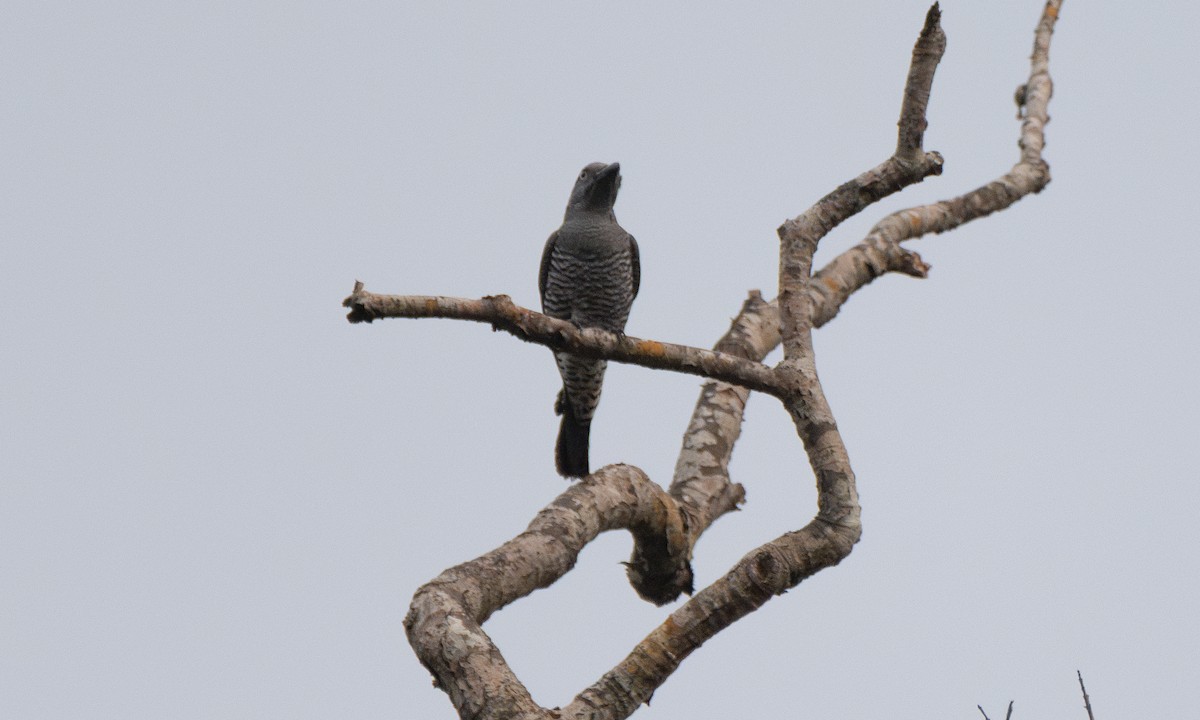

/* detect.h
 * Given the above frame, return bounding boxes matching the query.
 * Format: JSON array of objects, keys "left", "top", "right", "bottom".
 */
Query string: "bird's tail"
[{"left": 555, "top": 391, "right": 591, "bottom": 478}]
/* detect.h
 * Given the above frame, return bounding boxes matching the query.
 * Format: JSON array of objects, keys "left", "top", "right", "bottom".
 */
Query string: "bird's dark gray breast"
[{"left": 542, "top": 224, "right": 636, "bottom": 333}]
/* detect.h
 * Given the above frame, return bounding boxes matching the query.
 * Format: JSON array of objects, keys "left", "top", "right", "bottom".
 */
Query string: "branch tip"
[
  {"left": 899, "top": 248, "right": 931, "bottom": 278},
  {"left": 1077, "top": 670, "right": 1095, "bottom": 720},
  {"left": 925, "top": 3, "right": 942, "bottom": 32},
  {"left": 895, "top": 8, "right": 946, "bottom": 160},
  {"left": 342, "top": 282, "right": 377, "bottom": 323}
]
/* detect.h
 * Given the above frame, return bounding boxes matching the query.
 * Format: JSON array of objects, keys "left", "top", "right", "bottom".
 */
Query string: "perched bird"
[{"left": 539, "top": 162, "right": 640, "bottom": 478}]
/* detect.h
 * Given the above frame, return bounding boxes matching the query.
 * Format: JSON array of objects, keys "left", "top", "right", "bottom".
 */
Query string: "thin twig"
[{"left": 1078, "top": 670, "right": 1095, "bottom": 720}]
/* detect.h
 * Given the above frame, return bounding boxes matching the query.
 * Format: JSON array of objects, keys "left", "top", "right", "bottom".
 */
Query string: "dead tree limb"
[
  {"left": 807, "top": 0, "right": 1059, "bottom": 326},
  {"left": 980, "top": 701, "right": 1014, "bottom": 720},
  {"left": 348, "top": 2, "right": 1065, "bottom": 717},
  {"left": 402, "top": 465, "right": 680, "bottom": 718},
  {"left": 1078, "top": 670, "right": 1095, "bottom": 720},
  {"left": 343, "top": 287, "right": 785, "bottom": 399}
]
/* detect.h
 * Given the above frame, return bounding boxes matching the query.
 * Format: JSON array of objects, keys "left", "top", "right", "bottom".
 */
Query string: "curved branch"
[{"left": 403, "top": 465, "right": 686, "bottom": 719}]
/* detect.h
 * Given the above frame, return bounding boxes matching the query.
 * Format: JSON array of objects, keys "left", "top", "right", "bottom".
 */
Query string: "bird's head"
[{"left": 566, "top": 162, "right": 622, "bottom": 215}]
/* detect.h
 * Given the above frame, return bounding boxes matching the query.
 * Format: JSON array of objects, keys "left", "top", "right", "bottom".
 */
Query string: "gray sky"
[{"left": 3, "top": 1, "right": 1197, "bottom": 718}]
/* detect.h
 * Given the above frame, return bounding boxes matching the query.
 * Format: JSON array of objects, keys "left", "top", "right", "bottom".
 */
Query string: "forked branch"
[{"left": 806, "top": 0, "right": 1060, "bottom": 326}]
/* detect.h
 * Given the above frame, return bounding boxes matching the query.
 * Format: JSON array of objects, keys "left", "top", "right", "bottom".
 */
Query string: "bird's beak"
[{"left": 595, "top": 162, "right": 621, "bottom": 184}]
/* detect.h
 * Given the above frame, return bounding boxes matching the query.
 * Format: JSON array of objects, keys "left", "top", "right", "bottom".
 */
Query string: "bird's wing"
[
  {"left": 628, "top": 233, "right": 641, "bottom": 300},
  {"left": 538, "top": 230, "right": 558, "bottom": 306}
]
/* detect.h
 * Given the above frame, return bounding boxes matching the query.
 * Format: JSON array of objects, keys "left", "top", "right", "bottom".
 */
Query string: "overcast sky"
[{"left": 3, "top": 1, "right": 1198, "bottom": 718}]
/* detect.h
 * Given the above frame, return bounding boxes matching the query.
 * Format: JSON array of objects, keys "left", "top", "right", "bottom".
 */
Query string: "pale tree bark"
[{"left": 343, "top": 2, "right": 1064, "bottom": 717}]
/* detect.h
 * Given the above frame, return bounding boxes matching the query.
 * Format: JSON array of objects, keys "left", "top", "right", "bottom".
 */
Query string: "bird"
[{"left": 538, "top": 162, "right": 640, "bottom": 478}]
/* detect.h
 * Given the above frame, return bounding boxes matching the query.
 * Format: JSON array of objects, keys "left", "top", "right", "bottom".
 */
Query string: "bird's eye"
[{"left": 579, "top": 171, "right": 587, "bottom": 180}]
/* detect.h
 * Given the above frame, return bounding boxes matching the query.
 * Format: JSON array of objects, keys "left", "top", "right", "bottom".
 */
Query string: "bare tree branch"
[
  {"left": 668, "top": 291, "right": 776, "bottom": 524},
  {"left": 777, "top": 3, "right": 944, "bottom": 358},
  {"left": 1078, "top": 670, "right": 1095, "bottom": 720},
  {"left": 343, "top": 286, "right": 785, "bottom": 399},
  {"left": 897, "top": 3, "right": 948, "bottom": 163},
  {"left": 353, "top": 2, "right": 1066, "bottom": 717},
  {"left": 403, "top": 465, "right": 686, "bottom": 718},
  {"left": 805, "top": 0, "right": 1061, "bottom": 327},
  {"left": 626, "top": 290, "right": 781, "bottom": 603},
  {"left": 978, "top": 700, "right": 1016, "bottom": 720}
]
